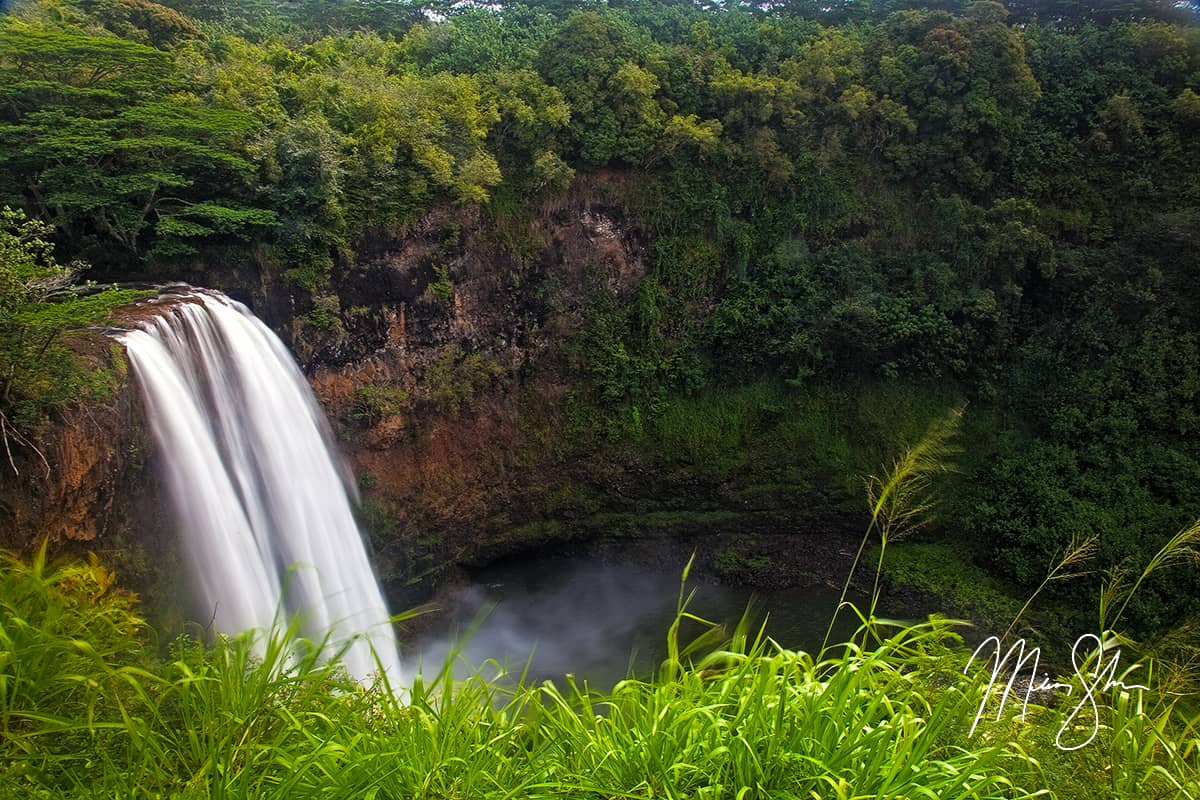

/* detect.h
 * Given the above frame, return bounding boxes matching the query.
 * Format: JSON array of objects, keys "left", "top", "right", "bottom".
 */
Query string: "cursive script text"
[{"left": 964, "top": 633, "right": 1148, "bottom": 750}]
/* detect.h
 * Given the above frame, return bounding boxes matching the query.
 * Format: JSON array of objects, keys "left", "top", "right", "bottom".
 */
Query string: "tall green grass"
[
  {"left": 4, "top": 397, "right": 1199, "bottom": 797},
  {"left": 2, "top": 543, "right": 1198, "bottom": 798}
]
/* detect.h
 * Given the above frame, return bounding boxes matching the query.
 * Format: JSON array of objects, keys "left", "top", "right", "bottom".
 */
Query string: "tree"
[
  {"left": 0, "top": 24, "right": 274, "bottom": 265},
  {"left": 0, "top": 207, "right": 144, "bottom": 464},
  {"left": 536, "top": 10, "right": 667, "bottom": 166}
]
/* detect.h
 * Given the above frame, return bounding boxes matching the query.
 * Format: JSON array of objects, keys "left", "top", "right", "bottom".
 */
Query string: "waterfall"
[{"left": 120, "top": 288, "right": 403, "bottom": 685}]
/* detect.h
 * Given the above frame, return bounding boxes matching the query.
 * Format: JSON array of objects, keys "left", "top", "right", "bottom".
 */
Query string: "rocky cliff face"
[
  {"left": 301, "top": 173, "right": 670, "bottom": 596},
  {"left": 0, "top": 336, "right": 172, "bottom": 592},
  {"left": 289, "top": 173, "right": 859, "bottom": 600},
  {"left": 5, "top": 173, "right": 859, "bottom": 610}
]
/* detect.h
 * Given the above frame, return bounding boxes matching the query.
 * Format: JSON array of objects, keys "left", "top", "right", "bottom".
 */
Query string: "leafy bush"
[
  {"left": 353, "top": 384, "right": 410, "bottom": 425},
  {"left": 0, "top": 208, "right": 147, "bottom": 443},
  {"left": 424, "top": 343, "right": 502, "bottom": 414}
]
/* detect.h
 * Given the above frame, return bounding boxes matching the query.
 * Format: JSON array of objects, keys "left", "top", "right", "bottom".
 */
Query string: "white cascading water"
[{"left": 120, "top": 288, "right": 403, "bottom": 685}]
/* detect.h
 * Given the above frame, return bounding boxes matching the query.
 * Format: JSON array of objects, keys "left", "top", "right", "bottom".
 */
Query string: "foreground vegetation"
[
  {"left": 3, "top": 399, "right": 1198, "bottom": 798},
  {"left": 0, "top": 544, "right": 1196, "bottom": 799}
]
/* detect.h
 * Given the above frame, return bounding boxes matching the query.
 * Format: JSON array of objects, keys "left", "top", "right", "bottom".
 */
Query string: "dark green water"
[{"left": 403, "top": 556, "right": 883, "bottom": 688}]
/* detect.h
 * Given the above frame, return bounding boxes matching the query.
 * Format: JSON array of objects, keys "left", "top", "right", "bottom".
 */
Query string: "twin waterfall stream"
[{"left": 120, "top": 289, "right": 403, "bottom": 685}]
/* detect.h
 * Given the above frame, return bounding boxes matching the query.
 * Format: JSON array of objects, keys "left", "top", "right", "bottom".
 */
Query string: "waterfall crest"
[{"left": 121, "top": 289, "right": 402, "bottom": 684}]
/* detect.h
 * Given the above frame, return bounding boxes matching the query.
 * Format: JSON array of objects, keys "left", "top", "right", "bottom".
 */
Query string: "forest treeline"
[{"left": 2, "top": 0, "right": 1199, "bottom": 634}]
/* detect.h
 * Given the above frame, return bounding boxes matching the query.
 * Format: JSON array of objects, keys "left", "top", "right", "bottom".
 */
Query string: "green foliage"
[
  {"left": 297, "top": 293, "right": 342, "bottom": 332},
  {"left": 424, "top": 343, "right": 503, "bottom": 414},
  {"left": 883, "top": 541, "right": 1025, "bottom": 625},
  {"left": 644, "top": 381, "right": 858, "bottom": 482},
  {"left": 535, "top": 10, "right": 664, "bottom": 166},
  {"left": 423, "top": 262, "right": 454, "bottom": 302},
  {"left": 82, "top": 0, "right": 203, "bottom": 48},
  {"left": 0, "top": 546, "right": 149, "bottom": 788},
  {"left": 487, "top": 68, "right": 574, "bottom": 194},
  {"left": 2, "top": 548, "right": 1198, "bottom": 797},
  {"left": 0, "top": 23, "right": 272, "bottom": 262},
  {"left": 823, "top": 402, "right": 965, "bottom": 651},
  {"left": 0, "top": 208, "right": 146, "bottom": 443},
  {"left": 353, "top": 383, "right": 410, "bottom": 425},
  {"left": 405, "top": 7, "right": 559, "bottom": 74}
]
